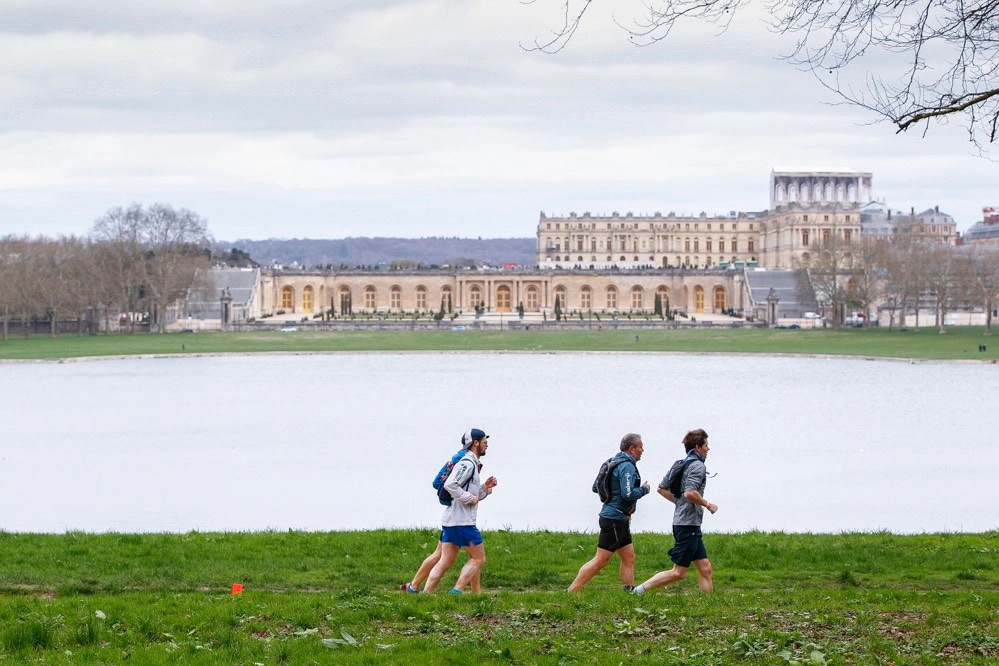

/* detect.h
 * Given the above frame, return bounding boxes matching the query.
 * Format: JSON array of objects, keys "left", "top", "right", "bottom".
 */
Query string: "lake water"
[{"left": 1, "top": 353, "right": 996, "bottom": 534}]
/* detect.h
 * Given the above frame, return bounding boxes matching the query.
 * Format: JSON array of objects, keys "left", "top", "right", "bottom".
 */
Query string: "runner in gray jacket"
[{"left": 633, "top": 428, "right": 717, "bottom": 594}]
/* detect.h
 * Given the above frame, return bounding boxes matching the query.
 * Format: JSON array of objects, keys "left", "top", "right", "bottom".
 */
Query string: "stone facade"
[
  {"left": 240, "top": 169, "right": 962, "bottom": 325},
  {"left": 538, "top": 170, "right": 877, "bottom": 270},
  {"left": 257, "top": 268, "right": 745, "bottom": 317}
]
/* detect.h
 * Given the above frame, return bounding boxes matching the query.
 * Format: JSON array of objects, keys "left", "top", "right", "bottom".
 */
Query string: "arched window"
[
  {"left": 364, "top": 285, "right": 376, "bottom": 310},
  {"left": 338, "top": 287, "right": 352, "bottom": 315},
  {"left": 496, "top": 285, "right": 512, "bottom": 312},
  {"left": 526, "top": 285, "right": 539, "bottom": 310},
  {"left": 713, "top": 286, "right": 726, "bottom": 311},
  {"left": 281, "top": 286, "right": 294, "bottom": 310},
  {"left": 580, "top": 286, "right": 592, "bottom": 310},
  {"left": 390, "top": 285, "right": 401, "bottom": 310},
  {"left": 554, "top": 286, "right": 567, "bottom": 310},
  {"left": 415, "top": 286, "right": 428, "bottom": 310},
  {"left": 469, "top": 286, "right": 483, "bottom": 309},
  {"left": 631, "top": 286, "right": 644, "bottom": 311},
  {"left": 606, "top": 286, "right": 618, "bottom": 309},
  {"left": 656, "top": 287, "right": 670, "bottom": 313},
  {"left": 440, "top": 286, "right": 453, "bottom": 312},
  {"left": 302, "top": 285, "right": 314, "bottom": 314},
  {"left": 694, "top": 286, "right": 705, "bottom": 313}
]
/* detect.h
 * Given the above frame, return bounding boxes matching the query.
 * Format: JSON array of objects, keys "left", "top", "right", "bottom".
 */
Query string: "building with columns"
[
  {"left": 179, "top": 168, "right": 967, "bottom": 329},
  {"left": 255, "top": 268, "right": 745, "bottom": 320}
]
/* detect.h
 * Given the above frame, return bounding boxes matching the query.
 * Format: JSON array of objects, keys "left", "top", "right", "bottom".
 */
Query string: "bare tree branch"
[{"left": 526, "top": 0, "right": 999, "bottom": 146}]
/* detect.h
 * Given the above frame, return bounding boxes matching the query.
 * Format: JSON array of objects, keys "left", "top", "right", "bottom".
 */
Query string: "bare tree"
[
  {"left": 0, "top": 236, "right": 23, "bottom": 340},
  {"left": 90, "top": 203, "right": 213, "bottom": 333},
  {"left": 527, "top": 0, "right": 999, "bottom": 146},
  {"left": 967, "top": 246, "right": 999, "bottom": 335},
  {"left": 923, "top": 243, "right": 964, "bottom": 333},
  {"left": 140, "top": 204, "right": 213, "bottom": 333},
  {"left": 847, "top": 239, "right": 887, "bottom": 327},
  {"left": 798, "top": 232, "right": 856, "bottom": 326}
]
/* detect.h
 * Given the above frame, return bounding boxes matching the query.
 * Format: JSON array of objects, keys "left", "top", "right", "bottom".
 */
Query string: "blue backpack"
[{"left": 433, "top": 450, "right": 472, "bottom": 506}]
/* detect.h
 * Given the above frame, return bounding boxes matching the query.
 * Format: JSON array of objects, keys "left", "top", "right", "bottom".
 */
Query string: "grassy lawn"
[
  {"left": 1, "top": 326, "right": 998, "bottom": 360},
  {"left": 0, "top": 530, "right": 997, "bottom": 664}
]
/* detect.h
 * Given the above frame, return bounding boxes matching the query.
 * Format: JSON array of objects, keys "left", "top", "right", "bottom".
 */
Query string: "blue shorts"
[
  {"left": 669, "top": 525, "right": 708, "bottom": 568},
  {"left": 441, "top": 525, "right": 483, "bottom": 547}
]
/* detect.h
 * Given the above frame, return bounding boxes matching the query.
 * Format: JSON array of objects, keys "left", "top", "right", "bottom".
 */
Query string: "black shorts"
[
  {"left": 669, "top": 525, "right": 708, "bottom": 567},
  {"left": 597, "top": 517, "right": 633, "bottom": 552}
]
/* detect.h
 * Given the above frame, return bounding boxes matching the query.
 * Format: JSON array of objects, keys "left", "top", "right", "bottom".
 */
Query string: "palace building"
[
  {"left": 174, "top": 169, "right": 964, "bottom": 330},
  {"left": 538, "top": 170, "right": 874, "bottom": 270}
]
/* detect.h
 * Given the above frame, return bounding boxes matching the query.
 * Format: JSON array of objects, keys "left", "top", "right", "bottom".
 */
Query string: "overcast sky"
[{"left": 2, "top": 0, "right": 995, "bottom": 242}]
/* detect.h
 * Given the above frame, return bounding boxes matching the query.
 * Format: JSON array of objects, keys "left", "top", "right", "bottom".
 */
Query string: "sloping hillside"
[{"left": 215, "top": 236, "right": 536, "bottom": 268}]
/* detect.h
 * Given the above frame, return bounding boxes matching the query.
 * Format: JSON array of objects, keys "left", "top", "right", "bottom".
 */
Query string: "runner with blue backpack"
[
  {"left": 422, "top": 428, "right": 498, "bottom": 594},
  {"left": 398, "top": 431, "right": 494, "bottom": 593},
  {"left": 633, "top": 428, "right": 717, "bottom": 594},
  {"left": 567, "top": 433, "right": 651, "bottom": 592}
]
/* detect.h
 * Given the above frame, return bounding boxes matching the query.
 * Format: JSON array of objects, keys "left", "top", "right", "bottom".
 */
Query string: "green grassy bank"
[
  {"left": 1, "top": 530, "right": 996, "bottom": 664},
  {"left": 2, "top": 326, "right": 998, "bottom": 361}
]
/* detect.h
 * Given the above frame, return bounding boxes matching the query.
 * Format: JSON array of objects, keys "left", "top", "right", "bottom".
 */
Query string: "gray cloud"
[{"left": 0, "top": 0, "right": 993, "bottom": 241}]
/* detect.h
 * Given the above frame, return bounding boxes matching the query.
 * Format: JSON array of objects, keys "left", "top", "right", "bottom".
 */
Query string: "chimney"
[{"left": 935, "top": 205, "right": 939, "bottom": 213}]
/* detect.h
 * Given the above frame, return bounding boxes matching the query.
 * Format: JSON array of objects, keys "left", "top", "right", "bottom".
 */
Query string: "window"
[
  {"left": 364, "top": 286, "right": 376, "bottom": 309},
  {"left": 390, "top": 286, "right": 401, "bottom": 310},
  {"left": 694, "top": 286, "right": 705, "bottom": 313},
  {"left": 748, "top": 239, "right": 755, "bottom": 252},
  {"left": 469, "top": 286, "right": 483, "bottom": 309},
  {"left": 440, "top": 287, "right": 453, "bottom": 312},
  {"left": 606, "top": 287, "right": 617, "bottom": 309},
  {"left": 706, "top": 239, "right": 713, "bottom": 252},
  {"left": 714, "top": 287, "right": 725, "bottom": 311},
  {"left": 303, "top": 286, "right": 314, "bottom": 313},
  {"left": 496, "top": 286, "right": 511, "bottom": 312},
  {"left": 281, "top": 286, "right": 294, "bottom": 310},
  {"left": 581, "top": 287, "right": 591, "bottom": 310},
  {"left": 416, "top": 286, "right": 427, "bottom": 310},
  {"left": 844, "top": 229, "right": 852, "bottom": 242},
  {"left": 731, "top": 239, "right": 738, "bottom": 252},
  {"left": 526, "top": 286, "right": 539, "bottom": 310},
  {"left": 554, "top": 287, "right": 567, "bottom": 311},
  {"left": 631, "top": 287, "right": 644, "bottom": 310},
  {"left": 657, "top": 287, "right": 669, "bottom": 311},
  {"left": 719, "top": 239, "right": 725, "bottom": 253},
  {"left": 802, "top": 230, "right": 810, "bottom": 246}
]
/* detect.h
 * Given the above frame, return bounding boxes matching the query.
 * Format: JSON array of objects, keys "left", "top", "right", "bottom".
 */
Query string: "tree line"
[
  {"left": 0, "top": 204, "right": 215, "bottom": 339},
  {"left": 800, "top": 233, "right": 999, "bottom": 334}
]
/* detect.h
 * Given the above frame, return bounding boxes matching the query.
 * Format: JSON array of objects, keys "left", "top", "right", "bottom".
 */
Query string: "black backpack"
[
  {"left": 664, "top": 453, "right": 697, "bottom": 497},
  {"left": 593, "top": 457, "right": 625, "bottom": 503}
]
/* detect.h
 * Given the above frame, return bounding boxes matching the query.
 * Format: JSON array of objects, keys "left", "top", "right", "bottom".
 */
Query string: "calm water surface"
[{"left": 1, "top": 352, "right": 995, "bottom": 534}]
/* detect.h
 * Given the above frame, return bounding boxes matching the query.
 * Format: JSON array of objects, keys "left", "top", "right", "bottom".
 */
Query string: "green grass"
[
  {"left": 2, "top": 326, "right": 998, "bottom": 360},
  {"left": 0, "top": 530, "right": 997, "bottom": 663}
]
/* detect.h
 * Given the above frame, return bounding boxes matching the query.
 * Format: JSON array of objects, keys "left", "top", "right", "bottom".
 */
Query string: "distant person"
[
  {"left": 633, "top": 428, "right": 717, "bottom": 594},
  {"left": 422, "top": 428, "right": 498, "bottom": 594},
  {"left": 568, "top": 433, "right": 651, "bottom": 592}
]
